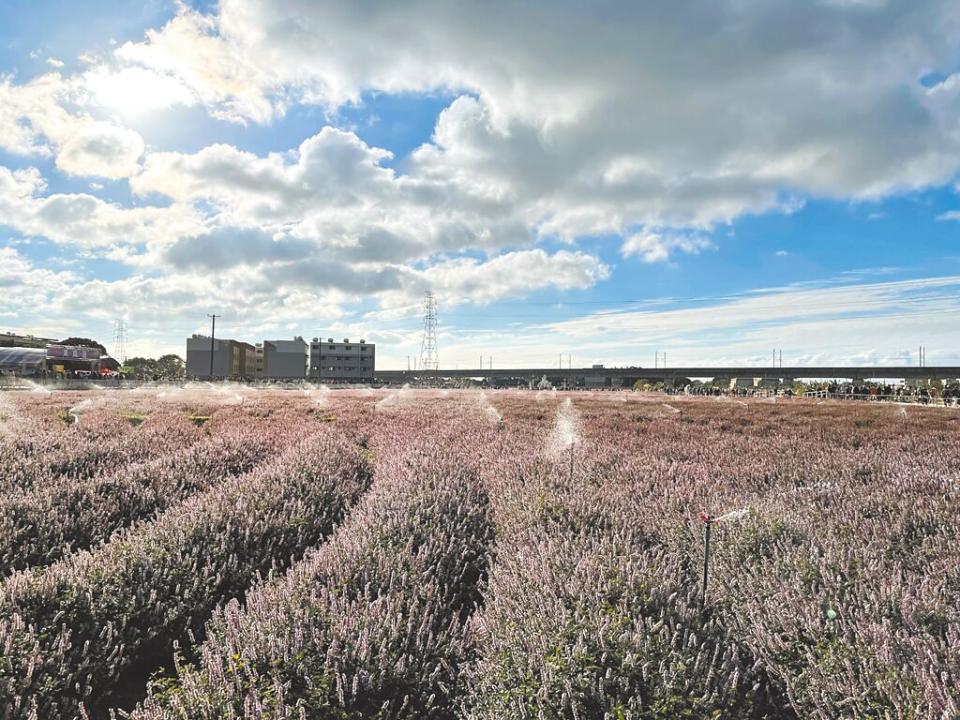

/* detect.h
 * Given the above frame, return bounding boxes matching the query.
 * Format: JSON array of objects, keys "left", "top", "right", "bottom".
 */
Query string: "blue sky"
[{"left": 2, "top": 0, "right": 960, "bottom": 368}]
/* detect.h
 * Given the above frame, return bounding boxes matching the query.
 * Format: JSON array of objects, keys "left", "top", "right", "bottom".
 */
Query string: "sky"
[{"left": 2, "top": 0, "right": 960, "bottom": 369}]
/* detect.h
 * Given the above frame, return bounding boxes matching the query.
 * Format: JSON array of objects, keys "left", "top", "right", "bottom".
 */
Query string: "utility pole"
[{"left": 207, "top": 314, "right": 220, "bottom": 379}]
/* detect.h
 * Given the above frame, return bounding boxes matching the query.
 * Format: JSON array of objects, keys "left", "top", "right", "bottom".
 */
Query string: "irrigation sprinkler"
[
  {"left": 699, "top": 511, "right": 713, "bottom": 609},
  {"left": 569, "top": 442, "right": 575, "bottom": 484},
  {"left": 699, "top": 507, "right": 749, "bottom": 610}
]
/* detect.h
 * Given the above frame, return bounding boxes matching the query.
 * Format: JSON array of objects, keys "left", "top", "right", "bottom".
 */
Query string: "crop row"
[
  {"left": 713, "top": 462, "right": 960, "bottom": 717},
  {"left": 132, "top": 443, "right": 494, "bottom": 719},
  {"left": 0, "top": 431, "right": 285, "bottom": 576},
  {"left": 459, "top": 420, "right": 782, "bottom": 719},
  {"left": 0, "top": 415, "right": 204, "bottom": 493},
  {"left": 0, "top": 430, "right": 371, "bottom": 720}
]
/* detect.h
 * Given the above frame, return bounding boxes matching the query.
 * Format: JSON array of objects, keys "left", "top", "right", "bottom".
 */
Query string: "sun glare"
[{"left": 85, "top": 66, "right": 195, "bottom": 117}]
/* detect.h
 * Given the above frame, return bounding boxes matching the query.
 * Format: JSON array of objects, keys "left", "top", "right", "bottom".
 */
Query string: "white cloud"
[
  {"left": 113, "top": 0, "right": 960, "bottom": 238},
  {"left": 0, "top": 73, "right": 79, "bottom": 156},
  {"left": 0, "top": 73, "right": 147, "bottom": 179},
  {"left": 621, "top": 231, "right": 713, "bottom": 263},
  {"left": 404, "top": 249, "right": 610, "bottom": 306},
  {"left": 115, "top": 7, "right": 282, "bottom": 123},
  {"left": 0, "top": 247, "right": 79, "bottom": 325},
  {"left": 0, "top": 165, "right": 202, "bottom": 248},
  {"left": 131, "top": 127, "right": 531, "bottom": 264},
  {"left": 424, "top": 275, "right": 960, "bottom": 369},
  {"left": 46, "top": 57, "right": 64, "bottom": 68},
  {"left": 55, "top": 121, "right": 145, "bottom": 179},
  {"left": 936, "top": 210, "right": 960, "bottom": 221},
  {"left": 544, "top": 275, "right": 960, "bottom": 344}
]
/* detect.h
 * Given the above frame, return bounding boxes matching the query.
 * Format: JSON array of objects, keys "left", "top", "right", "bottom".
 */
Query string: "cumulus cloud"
[
  {"left": 0, "top": 165, "right": 202, "bottom": 248},
  {"left": 621, "top": 231, "right": 713, "bottom": 263},
  {"left": 115, "top": 7, "right": 283, "bottom": 123},
  {"left": 55, "top": 121, "right": 145, "bottom": 178},
  {"left": 162, "top": 227, "right": 313, "bottom": 270},
  {"left": 0, "top": 73, "right": 79, "bottom": 156},
  {"left": 131, "top": 126, "right": 531, "bottom": 263},
  {"left": 114, "top": 0, "right": 960, "bottom": 237},
  {"left": 133, "top": 127, "right": 394, "bottom": 214},
  {"left": 415, "top": 249, "right": 610, "bottom": 304},
  {"left": 0, "top": 247, "right": 78, "bottom": 323},
  {"left": 0, "top": 73, "right": 147, "bottom": 178}
]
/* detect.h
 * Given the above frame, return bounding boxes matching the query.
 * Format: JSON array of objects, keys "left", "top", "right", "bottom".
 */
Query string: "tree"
[
  {"left": 156, "top": 354, "right": 185, "bottom": 379},
  {"left": 124, "top": 357, "right": 158, "bottom": 378},
  {"left": 59, "top": 337, "right": 107, "bottom": 354}
]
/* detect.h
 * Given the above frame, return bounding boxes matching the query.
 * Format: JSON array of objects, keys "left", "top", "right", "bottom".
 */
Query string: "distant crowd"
[{"left": 670, "top": 381, "right": 960, "bottom": 406}]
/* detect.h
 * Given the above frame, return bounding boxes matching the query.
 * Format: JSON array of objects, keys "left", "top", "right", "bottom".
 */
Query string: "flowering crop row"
[
  {"left": 132, "top": 443, "right": 494, "bottom": 719},
  {"left": 0, "top": 414, "right": 202, "bottom": 493},
  {"left": 713, "top": 456, "right": 960, "bottom": 718},
  {"left": 0, "top": 431, "right": 282, "bottom": 576},
  {"left": 0, "top": 430, "right": 371, "bottom": 720},
  {"left": 461, "top": 421, "right": 784, "bottom": 719}
]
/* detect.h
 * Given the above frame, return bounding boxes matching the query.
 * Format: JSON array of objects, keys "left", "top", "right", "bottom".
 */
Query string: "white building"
[{"left": 310, "top": 338, "right": 375, "bottom": 381}]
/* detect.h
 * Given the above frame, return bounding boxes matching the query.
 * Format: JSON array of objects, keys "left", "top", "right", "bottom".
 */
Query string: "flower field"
[{"left": 0, "top": 386, "right": 957, "bottom": 719}]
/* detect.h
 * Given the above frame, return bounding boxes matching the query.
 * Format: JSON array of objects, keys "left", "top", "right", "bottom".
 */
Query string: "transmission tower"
[
  {"left": 419, "top": 291, "right": 439, "bottom": 371},
  {"left": 112, "top": 319, "right": 128, "bottom": 363}
]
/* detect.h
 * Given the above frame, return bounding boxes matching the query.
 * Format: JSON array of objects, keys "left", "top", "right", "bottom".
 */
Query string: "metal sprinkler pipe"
[
  {"left": 569, "top": 443, "right": 574, "bottom": 484},
  {"left": 699, "top": 511, "right": 713, "bottom": 609}
]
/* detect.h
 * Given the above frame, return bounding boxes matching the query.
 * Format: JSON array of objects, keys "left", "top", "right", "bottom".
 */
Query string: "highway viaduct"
[{"left": 373, "top": 366, "right": 960, "bottom": 387}]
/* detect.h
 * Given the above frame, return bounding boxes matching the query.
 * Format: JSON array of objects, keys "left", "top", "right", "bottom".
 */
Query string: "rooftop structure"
[{"left": 0, "top": 332, "right": 58, "bottom": 348}]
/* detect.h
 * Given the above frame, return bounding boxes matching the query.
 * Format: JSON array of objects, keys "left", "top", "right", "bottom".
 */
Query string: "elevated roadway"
[{"left": 374, "top": 366, "right": 960, "bottom": 385}]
